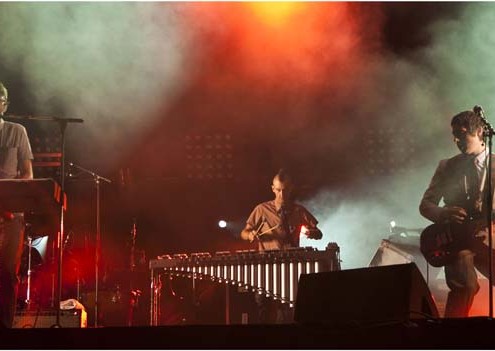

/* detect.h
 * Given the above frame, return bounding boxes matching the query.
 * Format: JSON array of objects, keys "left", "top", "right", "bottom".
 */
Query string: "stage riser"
[{"left": 3, "top": 320, "right": 495, "bottom": 349}]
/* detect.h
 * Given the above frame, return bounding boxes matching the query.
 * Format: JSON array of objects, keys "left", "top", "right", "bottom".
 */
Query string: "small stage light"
[{"left": 218, "top": 220, "right": 227, "bottom": 228}]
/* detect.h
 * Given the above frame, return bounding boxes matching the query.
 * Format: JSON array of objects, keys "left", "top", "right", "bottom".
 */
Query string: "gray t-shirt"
[{"left": 0, "top": 118, "right": 33, "bottom": 179}]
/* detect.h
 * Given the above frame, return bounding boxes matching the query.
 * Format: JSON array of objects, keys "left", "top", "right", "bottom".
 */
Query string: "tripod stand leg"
[{"left": 25, "top": 236, "right": 32, "bottom": 309}]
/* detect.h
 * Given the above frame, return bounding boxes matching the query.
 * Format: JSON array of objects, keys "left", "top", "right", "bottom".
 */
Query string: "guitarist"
[
  {"left": 0, "top": 82, "right": 33, "bottom": 328},
  {"left": 420, "top": 109, "right": 493, "bottom": 318}
]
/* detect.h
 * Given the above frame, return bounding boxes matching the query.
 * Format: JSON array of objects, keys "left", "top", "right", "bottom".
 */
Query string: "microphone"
[{"left": 474, "top": 105, "right": 485, "bottom": 118}]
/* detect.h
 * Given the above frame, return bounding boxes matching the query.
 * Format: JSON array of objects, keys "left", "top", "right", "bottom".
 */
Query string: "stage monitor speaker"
[
  {"left": 294, "top": 263, "right": 438, "bottom": 325},
  {"left": 369, "top": 239, "right": 438, "bottom": 283},
  {"left": 13, "top": 309, "right": 87, "bottom": 328},
  {"left": 369, "top": 239, "right": 415, "bottom": 266}
]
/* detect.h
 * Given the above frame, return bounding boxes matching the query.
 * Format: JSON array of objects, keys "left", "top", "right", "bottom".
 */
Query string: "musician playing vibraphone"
[{"left": 240, "top": 169, "right": 323, "bottom": 323}]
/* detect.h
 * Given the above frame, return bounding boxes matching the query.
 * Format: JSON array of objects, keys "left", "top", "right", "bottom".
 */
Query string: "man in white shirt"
[{"left": 0, "top": 82, "right": 33, "bottom": 327}]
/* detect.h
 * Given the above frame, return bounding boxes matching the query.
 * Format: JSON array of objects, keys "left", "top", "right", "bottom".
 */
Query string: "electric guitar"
[{"left": 420, "top": 217, "right": 490, "bottom": 267}]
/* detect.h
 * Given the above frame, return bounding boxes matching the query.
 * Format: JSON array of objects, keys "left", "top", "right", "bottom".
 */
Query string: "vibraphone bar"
[{"left": 149, "top": 244, "right": 340, "bottom": 326}]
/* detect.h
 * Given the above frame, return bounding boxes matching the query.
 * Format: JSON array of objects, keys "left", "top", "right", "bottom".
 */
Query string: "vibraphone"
[{"left": 149, "top": 243, "right": 340, "bottom": 325}]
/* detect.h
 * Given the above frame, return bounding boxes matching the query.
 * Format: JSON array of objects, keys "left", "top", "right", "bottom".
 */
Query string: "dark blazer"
[{"left": 420, "top": 153, "right": 495, "bottom": 223}]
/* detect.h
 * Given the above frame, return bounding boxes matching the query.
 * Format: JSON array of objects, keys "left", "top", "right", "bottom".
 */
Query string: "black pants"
[
  {"left": 444, "top": 233, "right": 495, "bottom": 318},
  {"left": 444, "top": 249, "right": 479, "bottom": 317},
  {"left": 0, "top": 214, "right": 25, "bottom": 328}
]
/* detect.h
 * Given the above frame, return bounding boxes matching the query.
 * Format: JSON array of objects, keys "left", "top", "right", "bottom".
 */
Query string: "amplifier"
[{"left": 13, "top": 309, "right": 87, "bottom": 328}]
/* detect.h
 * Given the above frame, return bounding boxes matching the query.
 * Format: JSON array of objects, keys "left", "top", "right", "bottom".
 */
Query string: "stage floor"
[{"left": 2, "top": 317, "right": 495, "bottom": 349}]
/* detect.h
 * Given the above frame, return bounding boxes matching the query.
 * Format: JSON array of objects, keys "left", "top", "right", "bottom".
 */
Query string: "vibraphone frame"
[{"left": 149, "top": 244, "right": 340, "bottom": 326}]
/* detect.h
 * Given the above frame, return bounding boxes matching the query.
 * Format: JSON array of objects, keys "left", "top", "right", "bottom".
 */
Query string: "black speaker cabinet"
[
  {"left": 13, "top": 309, "right": 87, "bottom": 328},
  {"left": 294, "top": 263, "right": 438, "bottom": 325}
]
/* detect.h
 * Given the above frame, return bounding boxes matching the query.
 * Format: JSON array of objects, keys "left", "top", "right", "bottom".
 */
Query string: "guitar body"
[{"left": 420, "top": 220, "right": 486, "bottom": 267}]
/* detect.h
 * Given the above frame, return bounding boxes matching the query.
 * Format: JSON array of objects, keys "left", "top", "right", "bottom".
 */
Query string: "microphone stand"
[
  {"left": 475, "top": 106, "right": 494, "bottom": 319},
  {"left": 68, "top": 162, "right": 111, "bottom": 327},
  {"left": 5, "top": 114, "right": 83, "bottom": 327},
  {"left": 127, "top": 218, "right": 141, "bottom": 327}
]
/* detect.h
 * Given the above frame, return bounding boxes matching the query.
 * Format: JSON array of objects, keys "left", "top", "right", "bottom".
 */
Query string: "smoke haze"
[{"left": 0, "top": 3, "right": 493, "bottom": 269}]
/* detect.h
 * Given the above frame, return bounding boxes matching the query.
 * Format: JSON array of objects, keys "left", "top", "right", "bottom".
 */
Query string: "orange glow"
[
  {"left": 183, "top": 3, "right": 380, "bottom": 93},
  {"left": 249, "top": 2, "right": 301, "bottom": 27},
  {"left": 236, "top": 2, "right": 363, "bottom": 89},
  {"left": 468, "top": 277, "right": 495, "bottom": 317}
]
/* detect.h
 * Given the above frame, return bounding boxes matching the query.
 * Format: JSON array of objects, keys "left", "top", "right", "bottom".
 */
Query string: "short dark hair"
[
  {"left": 451, "top": 110, "right": 484, "bottom": 134},
  {"left": 273, "top": 168, "right": 292, "bottom": 185}
]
